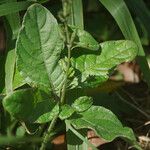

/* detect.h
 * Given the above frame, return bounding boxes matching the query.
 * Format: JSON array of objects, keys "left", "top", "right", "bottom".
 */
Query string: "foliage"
[{"left": 1, "top": 0, "right": 149, "bottom": 149}]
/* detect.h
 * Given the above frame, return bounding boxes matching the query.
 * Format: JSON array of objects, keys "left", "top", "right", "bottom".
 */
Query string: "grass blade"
[
  {"left": 68, "top": 0, "right": 84, "bottom": 29},
  {"left": 4, "top": 0, "right": 21, "bottom": 94},
  {"left": 99, "top": 0, "right": 150, "bottom": 87},
  {"left": 66, "top": 2, "right": 85, "bottom": 149},
  {"left": 126, "top": 0, "right": 150, "bottom": 38},
  {"left": 0, "top": 1, "right": 32, "bottom": 17}
]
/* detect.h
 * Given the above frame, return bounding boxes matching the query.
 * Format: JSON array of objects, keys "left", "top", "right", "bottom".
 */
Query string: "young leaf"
[
  {"left": 68, "top": 106, "right": 140, "bottom": 149},
  {"left": 72, "top": 40, "right": 137, "bottom": 86},
  {"left": 3, "top": 88, "right": 59, "bottom": 123},
  {"left": 69, "top": 26, "right": 99, "bottom": 51},
  {"left": 16, "top": 4, "right": 65, "bottom": 94},
  {"left": 59, "top": 104, "right": 75, "bottom": 120},
  {"left": 72, "top": 96, "right": 93, "bottom": 112}
]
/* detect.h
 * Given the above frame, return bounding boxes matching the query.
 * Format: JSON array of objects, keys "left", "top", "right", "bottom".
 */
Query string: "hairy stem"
[
  {"left": 60, "top": 0, "right": 76, "bottom": 104},
  {"left": 40, "top": 115, "right": 58, "bottom": 150},
  {"left": 39, "top": 1, "right": 76, "bottom": 150}
]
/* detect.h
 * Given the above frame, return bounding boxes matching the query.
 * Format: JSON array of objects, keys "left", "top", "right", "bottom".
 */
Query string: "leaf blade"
[
  {"left": 3, "top": 88, "right": 58, "bottom": 123},
  {"left": 16, "top": 4, "right": 65, "bottom": 93},
  {"left": 68, "top": 106, "right": 141, "bottom": 149},
  {"left": 99, "top": 0, "right": 150, "bottom": 87},
  {"left": 72, "top": 40, "right": 137, "bottom": 87}
]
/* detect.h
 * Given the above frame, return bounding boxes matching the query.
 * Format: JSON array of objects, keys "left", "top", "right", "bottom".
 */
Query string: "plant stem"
[
  {"left": 40, "top": 115, "right": 58, "bottom": 150},
  {"left": 60, "top": 27, "right": 76, "bottom": 104},
  {"left": 65, "top": 120, "right": 98, "bottom": 150},
  {"left": 40, "top": 1, "right": 76, "bottom": 149},
  {"left": 60, "top": 0, "right": 76, "bottom": 104}
]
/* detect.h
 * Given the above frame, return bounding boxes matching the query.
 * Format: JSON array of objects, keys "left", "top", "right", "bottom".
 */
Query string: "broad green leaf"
[
  {"left": 0, "top": 2, "right": 32, "bottom": 17},
  {"left": 59, "top": 104, "right": 75, "bottom": 120},
  {"left": 68, "top": 106, "right": 140, "bottom": 149},
  {"left": 72, "top": 40, "right": 137, "bottom": 86},
  {"left": 16, "top": 4, "right": 65, "bottom": 94},
  {"left": 99, "top": 0, "right": 150, "bottom": 87},
  {"left": 69, "top": 26, "right": 99, "bottom": 51},
  {"left": 72, "top": 96, "right": 93, "bottom": 112},
  {"left": 3, "top": 88, "right": 58, "bottom": 123}
]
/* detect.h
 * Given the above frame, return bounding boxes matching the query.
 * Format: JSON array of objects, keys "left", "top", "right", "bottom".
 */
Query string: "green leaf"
[
  {"left": 69, "top": 26, "right": 99, "bottom": 51},
  {"left": 3, "top": 0, "right": 21, "bottom": 95},
  {"left": 99, "top": 0, "right": 150, "bottom": 87},
  {"left": 68, "top": 106, "right": 140, "bottom": 149},
  {"left": 72, "top": 96, "right": 93, "bottom": 112},
  {"left": 4, "top": 0, "right": 21, "bottom": 39},
  {"left": 72, "top": 40, "right": 137, "bottom": 86},
  {"left": 126, "top": 0, "right": 150, "bottom": 38},
  {"left": 0, "top": 2, "right": 32, "bottom": 17},
  {"left": 67, "top": 0, "right": 84, "bottom": 29},
  {"left": 5, "top": 49, "right": 16, "bottom": 94},
  {"left": 36, "top": 103, "right": 59, "bottom": 123},
  {"left": 13, "top": 68, "right": 26, "bottom": 90},
  {"left": 16, "top": 4, "right": 65, "bottom": 94},
  {"left": 3, "top": 88, "right": 59, "bottom": 123},
  {"left": 59, "top": 104, "right": 75, "bottom": 120}
]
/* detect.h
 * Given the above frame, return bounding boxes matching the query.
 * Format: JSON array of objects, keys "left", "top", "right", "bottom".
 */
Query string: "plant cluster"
[{"left": 1, "top": 0, "right": 150, "bottom": 150}]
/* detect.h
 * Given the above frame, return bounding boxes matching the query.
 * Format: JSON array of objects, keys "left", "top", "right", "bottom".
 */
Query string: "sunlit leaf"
[{"left": 16, "top": 4, "right": 65, "bottom": 94}]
